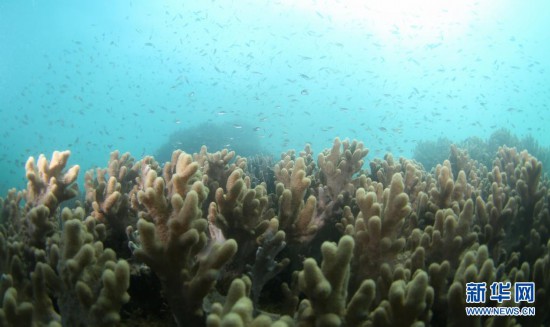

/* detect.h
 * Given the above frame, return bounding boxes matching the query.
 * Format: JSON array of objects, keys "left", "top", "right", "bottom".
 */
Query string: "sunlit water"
[{"left": 1, "top": 0, "right": 548, "bottom": 194}]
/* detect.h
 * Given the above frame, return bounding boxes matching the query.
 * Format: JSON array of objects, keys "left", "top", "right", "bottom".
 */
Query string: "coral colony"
[{"left": 0, "top": 138, "right": 548, "bottom": 326}]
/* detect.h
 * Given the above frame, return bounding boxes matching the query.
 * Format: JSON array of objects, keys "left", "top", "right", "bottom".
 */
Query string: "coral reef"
[
  {"left": 413, "top": 128, "right": 550, "bottom": 174},
  {"left": 1, "top": 138, "right": 548, "bottom": 326},
  {"left": 0, "top": 151, "right": 129, "bottom": 327}
]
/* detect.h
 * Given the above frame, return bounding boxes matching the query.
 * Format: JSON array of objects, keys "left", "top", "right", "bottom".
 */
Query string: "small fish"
[
  {"left": 253, "top": 127, "right": 261, "bottom": 131},
  {"left": 217, "top": 111, "right": 227, "bottom": 115},
  {"left": 301, "top": 89, "right": 309, "bottom": 95},
  {"left": 233, "top": 124, "right": 242, "bottom": 129}
]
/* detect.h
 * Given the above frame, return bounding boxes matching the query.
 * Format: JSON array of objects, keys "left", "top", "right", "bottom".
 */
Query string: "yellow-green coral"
[
  {"left": 1, "top": 141, "right": 549, "bottom": 327},
  {"left": 207, "top": 277, "right": 293, "bottom": 327},
  {"left": 133, "top": 184, "right": 238, "bottom": 326},
  {"left": 24, "top": 150, "right": 79, "bottom": 213},
  {"left": 296, "top": 235, "right": 379, "bottom": 327},
  {"left": 317, "top": 137, "right": 369, "bottom": 199}
]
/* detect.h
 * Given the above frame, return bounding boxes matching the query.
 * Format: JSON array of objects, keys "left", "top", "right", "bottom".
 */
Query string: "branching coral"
[
  {"left": 370, "top": 154, "right": 403, "bottom": 189},
  {"left": 37, "top": 217, "right": 130, "bottom": 327},
  {"left": 130, "top": 157, "right": 237, "bottom": 326},
  {"left": 342, "top": 173, "right": 411, "bottom": 287},
  {"left": 207, "top": 169, "right": 272, "bottom": 283},
  {"left": 206, "top": 277, "right": 294, "bottom": 327},
  {"left": 194, "top": 146, "right": 247, "bottom": 196},
  {"left": 297, "top": 235, "right": 375, "bottom": 327},
  {"left": 370, "top": 270, "right": 434, "bottom": 327},
  {"left": 446, "top": 245, "right": 495, "bottom": 327},
  {"left": 1, "top": 211, "right": 130, "bottom": 327},
  {"left": 275, "top": 157, "right": 319, "bottom": 243},
  {"left": 85, "top": 168, "right": 133, "bottom": 257},
  {"left": 132, "top": 213, "right": 237, "bottom": 326},
  {"left": 248, "top": 219, "right": 289, "bottom": 314},
  {"left": 428, "top": 160, "right": 472, "bottom": 212},
  {"left": 209, "top": 169, "right": 271, "bottom": 246},
  {"left": 24, "top": 150, "right": 79, "bottom": 213},
  {"left": 317, "top": 137, "right": 369, "bottom": 200},
  {"left": 410, "top": 199, "right": 478, "bottom": 267},
  {"left": 0, "top": 189, "right": 23, "bottom": 230},
  {"left": 105, "top": 150, "right": 139, "bottom": 193},
  {"left": 1, "top": 139, "right": 549, "bottom": 326}
]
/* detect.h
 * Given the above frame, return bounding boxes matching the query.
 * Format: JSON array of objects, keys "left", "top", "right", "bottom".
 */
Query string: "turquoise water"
[{"left": 1, "top": 0, "right": 548, "bottom": 194}]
